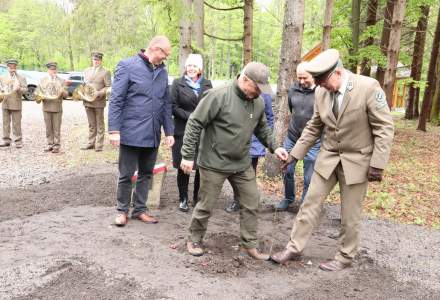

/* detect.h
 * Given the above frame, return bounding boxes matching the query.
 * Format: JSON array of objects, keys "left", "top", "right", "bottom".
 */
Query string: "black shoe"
[
  {"left": 225, "top": 200, "right": 240, "bottom": 213},
  {"left": 179, "top": 198, "right": 189, "bottom": 212}
]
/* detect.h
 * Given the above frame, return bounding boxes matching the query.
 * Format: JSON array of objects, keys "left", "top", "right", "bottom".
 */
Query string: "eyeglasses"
[
  {"left": 314, "top": 70, "right": 335, "bottom": 85},
  {"left": 156, "top": 46, "right": 170, "bottom": 58}
]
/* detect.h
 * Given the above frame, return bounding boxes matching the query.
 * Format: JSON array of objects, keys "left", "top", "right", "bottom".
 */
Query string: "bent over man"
[
  {"left": 181, "top": 62, "right": 288, "bottom": 260},
  {"left": 272, "top": 49, "right": 394, "bottom": 271}
]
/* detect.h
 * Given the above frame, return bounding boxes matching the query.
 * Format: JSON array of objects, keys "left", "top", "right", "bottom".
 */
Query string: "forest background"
[{"left": 0, "top": 0, "right": 439, "bottom": 228}]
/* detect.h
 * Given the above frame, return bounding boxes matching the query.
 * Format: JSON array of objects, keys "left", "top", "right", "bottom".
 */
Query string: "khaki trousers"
[
  {"left": 2, "top": 109, "right": 22, "bottom": 144},
  {"left": 43, "top": 111, "right": 62, "bottom": 148},
  {"left": 85, "top": 107, "right": 105, "bottom": 150},
  {"left": 286, "top": 163, "right": 368, "bottom": 264},
  {"left": 189, "top": 166, "right": 260, "bottom": 249}
]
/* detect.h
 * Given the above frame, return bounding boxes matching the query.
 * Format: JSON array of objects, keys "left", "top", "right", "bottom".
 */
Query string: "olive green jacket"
[{"left": 181, "top": 80, "right": 276, "bottom": 173}]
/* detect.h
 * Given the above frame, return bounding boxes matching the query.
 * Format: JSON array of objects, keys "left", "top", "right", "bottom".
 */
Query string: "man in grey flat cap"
[
  {"left": 181, "top": 62, "right": 288, "bottom": 260},
  {"left": 0, "top": 59, "right": 27, "bottom": 148},
  {"left": 271, "top": 49, "right": 394, "bottom": 271},
  {"left": 80, "top": 51, "right": 111, "bottom": 152}
]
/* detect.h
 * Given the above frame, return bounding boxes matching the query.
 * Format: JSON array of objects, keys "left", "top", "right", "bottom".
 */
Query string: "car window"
[
  {"left": 0, "top": 65, "right": 7, "bottom": 76},
  {"left": 69, "top": 76, "right": 83, "bottom": 81}
]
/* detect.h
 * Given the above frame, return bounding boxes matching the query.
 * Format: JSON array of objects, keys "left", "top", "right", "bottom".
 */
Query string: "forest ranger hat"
[
  {"left": 45, "top": 62, "right": 58, "bottom": 69},
  {"left": 92, "top": 51, "right": 104, "bottom": 60},
  {"left": 5, "top": 59, "right": 18, "bottom": 65},
  {"left": 305, "top": 48, "right": 340, "bottom": 81}
]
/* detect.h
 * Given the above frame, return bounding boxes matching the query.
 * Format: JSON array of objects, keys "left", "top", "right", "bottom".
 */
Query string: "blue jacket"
[
  {"left": 250, "top": 93, "right": 274, "bottom": 158},
  {"left": 108, "top": 53, "right": 174, "bottom": 147}
]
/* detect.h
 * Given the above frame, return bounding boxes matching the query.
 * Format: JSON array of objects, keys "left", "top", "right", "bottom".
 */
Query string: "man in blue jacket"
[{"left": 108, "top": 36, "right": 174, "bottom": 227}]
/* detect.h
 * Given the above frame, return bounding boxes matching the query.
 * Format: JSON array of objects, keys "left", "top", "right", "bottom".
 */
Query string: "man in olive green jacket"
[
  {"left": 81, "top": 51, "right": 111, "bottom": 152},
  {"left": 180, "top": 62, "right": 288, "bottom": 260},
  {"left": 39, "top": 62, "right": 68, "bottom": 153},
  {"left": 0, "top": 59, "right": 27, "bottom": 148}
]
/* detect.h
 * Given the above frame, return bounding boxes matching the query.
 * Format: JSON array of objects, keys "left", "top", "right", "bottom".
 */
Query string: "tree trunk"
[
  {"left": 67, "top": 23, "right": 75, "bottom": 70},
  {"left": 360, "top": 0, "right": 378, "bottom": 76},
  {"left": 193, "top": 0, "right": 204, "bottom": 50},
  {"left": 321, "top": 0, "right": 334, "bottom": 51},
  {"left": 377, "top": 0, "right": 396, "bottom": 86},
  {"left": 179, "top": 0, "right": 192, "bottom": 75},
  {"left": 349, "top": 0, "right": 361, "bottom": 73},
  {"left": 265, "top": 0, "right": 305, "bottom": 177},
  {"left": 417, "top": 6, "right": 440, "bottom": 131},
  {"left": 383, "top": 0, "right": 406, "bottom": 108},
  {"left": 405, "top": 5, "right": 429, "bottom": 120},
  {"left": 430, "top": 54, "right": 440, "bottom": 126},
  {"left": 243, "top": 0, "right": 253, "bottom": 65}
]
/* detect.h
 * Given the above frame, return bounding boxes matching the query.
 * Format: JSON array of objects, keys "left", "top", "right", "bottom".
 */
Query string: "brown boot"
[
  {"left": 114, "top": 213, "right": 128, "bottom": 227},
  {"left": 44, "top": 145, "right": 53, "bottom": 152},
  {"left": 0, "top": 142, "right": 11, "bottom": 147},
  {"left": 319, "top": 259, "right": 350, "bottom": 271},
  {"left": 240, "top": 247, "right": 270, "bottom": 261},
  {"left": 133, "top": 213, "right": 158, "bottom": 224},
  {"left": 80, "top": 144, "right": 94, "bottom": 150},
  {"left": 187, "top": 241, "right": 204, "bottom": 256},
  {"left": 271, "top": 248, "right": 301, "bottom": 264}
]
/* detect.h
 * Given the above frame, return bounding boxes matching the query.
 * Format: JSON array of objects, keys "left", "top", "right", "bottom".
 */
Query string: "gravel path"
[{"left": 0, "top": 101, "right": 116, "bottom": 188}]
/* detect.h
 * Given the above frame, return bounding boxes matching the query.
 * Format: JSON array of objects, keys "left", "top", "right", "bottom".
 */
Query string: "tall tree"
[
  {"left": 349, "top": 0, "right": 361, "bottom": 73},
  {"left": 321, "top": 0, "right": 333, "bottom": 51},
  {"left": 383, "top": 0, "right": 406, "bottom": 108},
  {"left": 405, "top": 5, "right": 430, "bottom": 119},
  {"left": 179, "top": 0, "right": 193, "bottom": 74},
  {"left": 360, "top": 0, "right": 378, "bottom": 76},
  {"left": 243, "top": 0, "right": 253, "bottom": 64},
  {"left": 430, "top": 50, "right": 440, "bottom": 126},
  {"left": 418, "top": 6, "right": 440, "bottom": 131},
  {"left": 265, "top": 0, "right": 305, "bottom": 176},
  {"left": 193, "top": 0, "right": 204, "bottom": 50},
  {"left": 377, "top": 0, "right": 396, "bottom": 87}
]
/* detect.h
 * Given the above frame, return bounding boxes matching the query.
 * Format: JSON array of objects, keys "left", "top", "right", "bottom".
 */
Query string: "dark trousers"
[
  {"left": 116, "top": 144, "right": 158, "bottom": 217},
  {"left": 177, "top": 168, "right": 200, "bottom": 203}
]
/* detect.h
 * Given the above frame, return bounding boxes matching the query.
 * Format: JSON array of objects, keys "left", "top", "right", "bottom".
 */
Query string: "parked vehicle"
[{"left": 64, "top": 72, "right": 84, "bottom": 97}]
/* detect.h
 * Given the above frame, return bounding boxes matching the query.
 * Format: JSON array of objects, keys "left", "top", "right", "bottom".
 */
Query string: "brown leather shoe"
[
  {"left": 134, "top": 213, "right": 158, "bottom": 224},
  {"left": 44, "top": 145, "right": 53, "bottom": 152},
  {"left": 0, "top": 142, "right": 10, "bottom": 147},
  {"left": 15, "top": 143, "right": 23, "bottom": 149},
  {"left": 271, "top": 248, "right": 300, "bottom": 264},
  {"left": 80, "top": 144, "right": 94, "bottom": 150},
  {"left": 114, "top": 213, "right": 128, "bottom": 227},
  {"left": 187, "top": 241, "right": 204, "bottom": 256},
  {"left": 240, "top": 247, "right": 270, "bottom": 261},
  {"left": 51, "top": 148, "right": 60, "bottom": 153},
  {"left": 95, "top": 148, "right": 103, "bottom": 152},
  {"left": 319, "top": 259, "right": 350, "bottom": 271}
]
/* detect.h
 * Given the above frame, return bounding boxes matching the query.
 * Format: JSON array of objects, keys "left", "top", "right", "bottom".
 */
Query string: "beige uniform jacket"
[
  {"left": 82, "top": 66, "right": 111, "bottom": 108},
  {"left": 1, "top": 73, "right": 27, "bottom": 110},
  {"left": 290, "top": 72, "right": 394, "bottom": 185},
  {"left": 39, "top": 76, "right": 67, "bottom": 113}
]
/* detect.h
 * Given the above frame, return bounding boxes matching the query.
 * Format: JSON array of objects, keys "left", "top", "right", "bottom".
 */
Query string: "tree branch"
[
  {"left": 204, "top": 32, "right": 243, "bottom": 41},
  {"left": 204, "top": 1, "right": 243, "bottom": 11}
]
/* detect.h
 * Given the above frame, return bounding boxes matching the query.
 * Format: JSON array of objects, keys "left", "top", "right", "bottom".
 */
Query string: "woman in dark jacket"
[{"left": 171, "top": 54, "right": 212, "bottom": 212}]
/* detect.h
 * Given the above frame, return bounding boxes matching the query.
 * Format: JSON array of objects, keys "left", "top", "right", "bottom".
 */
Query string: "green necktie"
[{"left": 332, "top": 92, "right": 340, "bottom": 119}]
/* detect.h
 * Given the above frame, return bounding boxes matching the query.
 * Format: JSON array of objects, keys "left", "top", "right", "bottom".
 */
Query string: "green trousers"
[
  {"left": 286, "top": 163, "right": 368, "bottom": 264},
  {"left": 188, "top": 166, "right": 260, "bottom": 249}
]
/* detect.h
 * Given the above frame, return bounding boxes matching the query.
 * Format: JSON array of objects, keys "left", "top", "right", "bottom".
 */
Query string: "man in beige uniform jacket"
[
  {"left": 80, "top": 51, "right": 111, "bottom": 152},
  {"left": 272, "top": 49, "right": 394, "bottom": 271},
  {"left": 0, "top": 59, "right": 27, "bottom": 148},
  {"left": 39, "top": 62, "right": 68, "bottom": 153}
]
